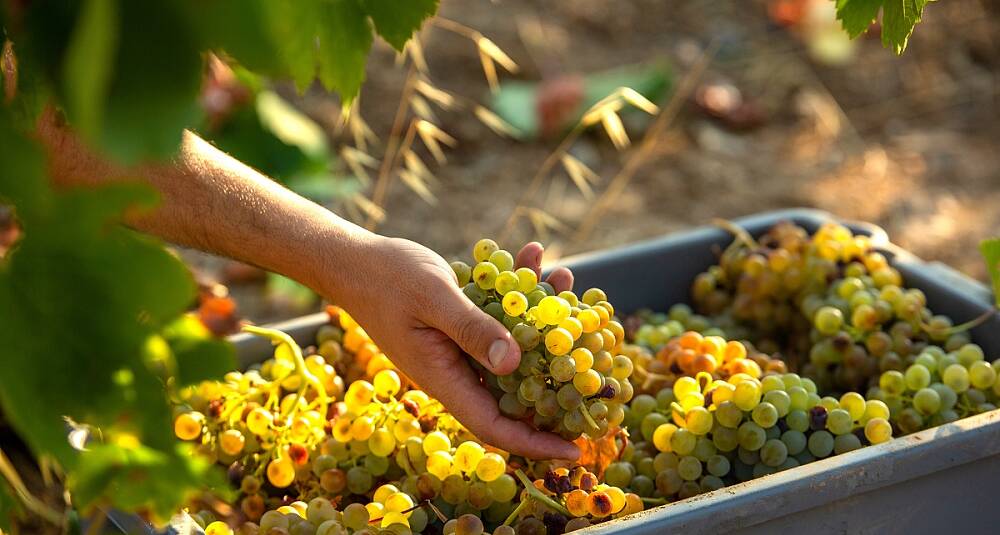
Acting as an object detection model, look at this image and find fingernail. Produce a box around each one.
[489,338,510,369]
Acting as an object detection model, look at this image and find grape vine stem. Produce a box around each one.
[0,448,64,526]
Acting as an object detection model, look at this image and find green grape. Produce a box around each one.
[604,461,634,487]
[692,436,717,462]
[760,439,788,467]
[441,474,470,505]
[896,407,924,434]
[879,371,906,395]
[631,394,657,419]
[494,271,519,295]
[463,283,488,306]
[786,410,809,433]
[677,456,703,481]
[712,426,739,452]
[346,466,373,495]
[763,390,791,417]
[535,389,560,417]
[957,344,985,367]
[942,364,970,392]
[930,383,958,411]
[787,386,809,411]
[489,250,514,272]
[814,306,844,335]
[969,361,997,390]
[737,422,766,451]
[833,433,862,454]
[761,375,785,393]
[557,383,584,410]
[512,323,540,351]
[519,375,546,402]
[904,364,932,391]
[808,431,835,458]
[706,454,731,477]
[715,401,743,428]
[780,430,807,456]
[655,469,683,496]
[631,474,655,497]
[826,409,853,435]
[451,261,472,286]
[913,388,941,416]
[751,402,778,428]
[498,392,528,418]
[670,428,697,455]
[487,473,517,502]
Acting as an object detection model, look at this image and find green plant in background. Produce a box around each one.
[0,0,437,530]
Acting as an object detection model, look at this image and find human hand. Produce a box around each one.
[321,236,578,460]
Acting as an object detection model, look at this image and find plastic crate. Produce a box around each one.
[150,209,1000,534]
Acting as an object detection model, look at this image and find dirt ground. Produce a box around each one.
[191,0,1000,322]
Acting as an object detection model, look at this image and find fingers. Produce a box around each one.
[426,347,580,460]
[516,242,575,293]
[515,241,544,277]
[546,267,574,294]
[426,286,521,375]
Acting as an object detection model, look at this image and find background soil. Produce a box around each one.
[188,0,1000,323]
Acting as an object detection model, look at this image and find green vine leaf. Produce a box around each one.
[61,0,119,140]
[0,481,15,533]
[316,0,374,104]
[163,315,236,387]
[834,0,931,54]
[980,238,1000,308]
[68,443,228,522]
[361,0,439,51]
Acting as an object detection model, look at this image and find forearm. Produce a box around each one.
[36,109,374,299]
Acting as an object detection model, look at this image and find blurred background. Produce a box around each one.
[182,0,1000,324]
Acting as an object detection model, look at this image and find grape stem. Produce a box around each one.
[513,469,572,517]
[713,218,760,250]
[503,497,531,526]
[0,447,65,526]
[920,307,997,336]
[242,325,329,416]
[640,497,667,506]
[578,404,601,432]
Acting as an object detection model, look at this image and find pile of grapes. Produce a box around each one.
[168,227,998,535]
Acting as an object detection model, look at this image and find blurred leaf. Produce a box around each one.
[162,315,236,387]
[256,90,328,159]
[266,1,321,92]
[266,273,317,310]
[285,173,362,204]
[0,482,15,533]
[360,0,438,51]
[96,2,203,162]
[980,238,1000,308]
[68,443,226,521]
[61,0,118,139]
[316,0,374,103]
[194,0,283,74]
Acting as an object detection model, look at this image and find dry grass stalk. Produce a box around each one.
[474,105,521,138]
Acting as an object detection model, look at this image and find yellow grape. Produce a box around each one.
[475,452,506,482]
[426,451,453,480]
[574,370,603,396]
[374,369,402,398]
[380,511,409,528]
[373,484,400,503]
[652,423,677,452]
[538,296,571,326]
[267,457,295,488]
[604,486,626,513]
[515,267,538,293]
[545,328,574,356]
[368,428,396,457]
[454,441,486,474]
[173,412,204,441]
[219,429,245,456]
[581,288,607,306]
[365,502,385,519]
[422,431,451,454]
[473,238,499,263]
[384,492,415,514]
[204,521,233,535]
[502,292,528,316]
[559,317,583,340]
[572,348,594,372]
[350,416,376,441]
[578,309,601,333]
[346,380,375,408]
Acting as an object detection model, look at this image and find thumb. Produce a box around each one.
[427,288,522,375]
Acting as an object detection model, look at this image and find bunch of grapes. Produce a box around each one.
[871,343,1000,435]
[450,239,635,440]
[596,335,893,504]
[316,306,397,385]
[506,466,642,533]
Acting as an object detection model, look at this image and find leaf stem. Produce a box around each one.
[503,497,530,526]
[242,325,328,417]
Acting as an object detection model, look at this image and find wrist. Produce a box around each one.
[295,209,385,306]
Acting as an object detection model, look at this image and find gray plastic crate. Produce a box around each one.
[130,209,1000,534]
